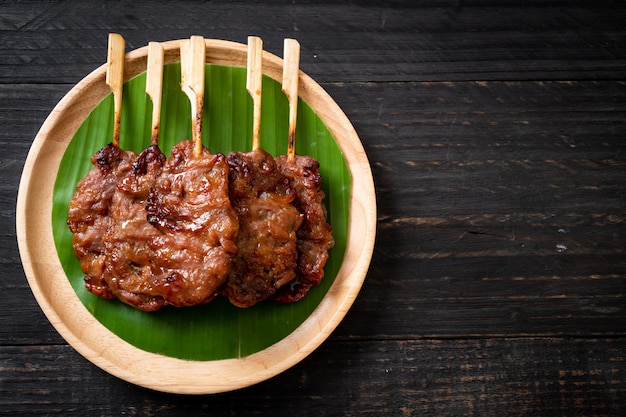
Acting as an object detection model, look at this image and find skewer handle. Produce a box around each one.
[247,36,263,151]
[106,33,125,148]
[282,38,300,162]
[146,42,164,146]
[180,35,206,157]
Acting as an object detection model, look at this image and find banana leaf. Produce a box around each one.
[51,63,349,361]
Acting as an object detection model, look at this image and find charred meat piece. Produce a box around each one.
[68,141,333,310]
[271,154,335,304]
[222,148,303,308]
[101,145,167,311]
[146,140,239,307]
[67,143,137,299]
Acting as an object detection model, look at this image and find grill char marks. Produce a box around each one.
[68,143,333,310]
[101,145,167,311]
[67,143,137,300]
[146,140,239,307]
[222,148,302,308]
[271,154,335,304]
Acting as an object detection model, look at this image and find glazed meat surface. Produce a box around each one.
[271,154,335,304]
[102,145,167,311]
[67,144,136,299]
[68,141,334,310]
[146,140,239,307]
[222,148,303,308]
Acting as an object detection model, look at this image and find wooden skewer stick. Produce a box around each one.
[105,33,125,148]
[180,35,206,157]
[282,38,300,163]
[146,42,164,146]
[247,36,263,151]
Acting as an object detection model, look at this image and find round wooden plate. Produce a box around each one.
[16,39,376,394]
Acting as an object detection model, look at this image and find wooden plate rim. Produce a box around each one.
[16,39,376,394]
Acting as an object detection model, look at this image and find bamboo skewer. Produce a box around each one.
[146,42,164,146]
[105,33,126,148]
[282,38,300,163]
[180,35,206,157]
[246,36,263,151]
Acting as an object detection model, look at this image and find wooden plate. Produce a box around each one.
[16,39,376,394]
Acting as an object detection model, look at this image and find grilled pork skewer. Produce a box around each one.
[100,42,169,311]
[143,37,239,308]
[68,33,137,299]
[70,35,333,310]
[272,39,335,304]
[222,36,303,308]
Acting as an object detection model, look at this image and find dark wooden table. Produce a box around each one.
[2,1,625,415]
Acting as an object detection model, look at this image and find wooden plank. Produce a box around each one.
[0,278,62,345]
[3,0,625,413]
[329,80,626,215]
[0,338,624,416]
[341,255,626,338]
[0,81,66,346]
[328,79,626,338]
[0,84,69,157]
[3,79,625,343]
[0,2,625,83]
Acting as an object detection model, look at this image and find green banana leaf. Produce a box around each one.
[51,63,350,361]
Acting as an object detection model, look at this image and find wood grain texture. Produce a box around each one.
[3,81,624,345]
[2,0,626,413]
[1,1,625,83]
[1,339,624,416]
